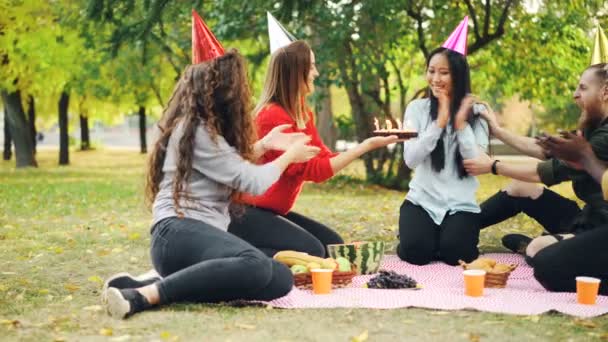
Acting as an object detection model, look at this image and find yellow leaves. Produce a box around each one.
[97,249,111,257]
[1,319,21,329]
[429,311,450,315]
[351,330,368,342]
[127,232,141,241]
[87,275,103,284]
[160,331,179,341]
[573,319,597,329]
[523,315,540,323]
[83,305,103,312]
[63,283,79,292]
[100,328,113,336]
[468,333,481,342]
[234,323,256,330]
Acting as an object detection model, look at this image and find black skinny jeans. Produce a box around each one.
[150,217,293,305]
[228,206,344,258]
[533,226,608,295]
[397,200,481,266]
[479,188,581,233]
[480,188,608,294]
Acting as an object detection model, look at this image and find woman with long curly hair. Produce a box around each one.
[103,49,320,319]
[228,41,401,258]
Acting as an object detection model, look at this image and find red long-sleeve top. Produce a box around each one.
[241,103,337,214]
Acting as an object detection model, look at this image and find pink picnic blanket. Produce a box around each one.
[268,254,608,318]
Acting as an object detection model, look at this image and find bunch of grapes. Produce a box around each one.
[367,270,417,289]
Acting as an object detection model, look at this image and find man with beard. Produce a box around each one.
[463,63,608,262]
[525,108,608,294]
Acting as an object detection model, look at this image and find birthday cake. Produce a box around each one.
[372,118,418,139]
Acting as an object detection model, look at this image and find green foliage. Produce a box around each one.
[2,0,608,162]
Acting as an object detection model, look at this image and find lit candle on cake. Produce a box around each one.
[371,117,418,139]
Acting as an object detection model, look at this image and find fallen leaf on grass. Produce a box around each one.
[64,284,80,292]
[88,275,103,284]
[0,319,21,328]
[235,323,256,330]
[127,232,140,241]
[160,331,179,341]
[97,249,111,257]
[523,315,540,323]
[430,311,449,315]
[469,333,481,342]
[573,319,597,329]
[100,328,113,336]
[83,305,103,312]
[351,330,368,342]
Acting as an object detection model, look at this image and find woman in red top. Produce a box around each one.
[228,41,399,257]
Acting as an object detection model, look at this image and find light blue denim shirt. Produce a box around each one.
[403,98,489,225]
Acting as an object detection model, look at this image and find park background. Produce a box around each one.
[2,0,608,341]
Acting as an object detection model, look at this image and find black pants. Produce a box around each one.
[228,206,344,258]
[479,188,581,233]
[150,217,293,305]
[533,226,608,295]
[397,201,481,266]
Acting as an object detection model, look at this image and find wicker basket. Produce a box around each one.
[293,264,357,289]
[459,260,517,288]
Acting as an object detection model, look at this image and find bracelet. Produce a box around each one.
[491,159,501,175]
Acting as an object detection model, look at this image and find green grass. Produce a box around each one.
[1,150,606,341]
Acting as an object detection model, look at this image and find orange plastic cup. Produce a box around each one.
[311,269,333,294]
[576,276,601,305]
[463,270,486,297]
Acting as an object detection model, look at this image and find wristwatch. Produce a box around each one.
[491,159,501,175]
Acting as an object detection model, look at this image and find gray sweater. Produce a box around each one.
[152,121,281,230]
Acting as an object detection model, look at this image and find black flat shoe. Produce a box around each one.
[501,234,532,254]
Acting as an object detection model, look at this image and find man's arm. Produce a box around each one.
[492,126,547,160]
[475,101,547,160]
[462,152,541,182]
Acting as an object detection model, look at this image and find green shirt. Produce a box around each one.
[537,121,608,231]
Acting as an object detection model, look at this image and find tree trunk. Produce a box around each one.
[80,114,90,150]
[58,91,70,165]
[315,83,337,150]
[27,95,36,154]
[311,31,337,150]
[138,105,147,154]
[1,90,36,167]
[3,113,11,161]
